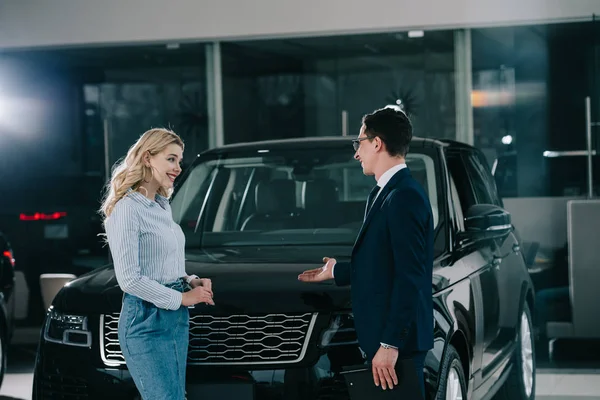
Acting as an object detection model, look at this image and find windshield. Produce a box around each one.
[171,145,444,250]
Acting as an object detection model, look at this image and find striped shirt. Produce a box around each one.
[104,189,186,310]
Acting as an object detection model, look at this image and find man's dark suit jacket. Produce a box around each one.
[334,167,434,360]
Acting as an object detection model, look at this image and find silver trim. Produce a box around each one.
[585,96,594,198]
[543,150,597,157]
[486,224,512,231]
[188,313,318,366]
[99,314,122,367]
[100,312,318,367]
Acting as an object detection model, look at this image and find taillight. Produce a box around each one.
[2,250,15,267]
[19,212,67,221]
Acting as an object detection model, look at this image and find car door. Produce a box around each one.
[461,150,518,378]
[466,151,521,354]
[446,150,504,382]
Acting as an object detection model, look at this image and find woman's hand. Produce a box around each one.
[190,278,212,292]
[182,285,215,307]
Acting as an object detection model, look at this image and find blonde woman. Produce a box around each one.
[101,128,214,399]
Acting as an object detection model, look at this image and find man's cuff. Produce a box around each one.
[380,342,398,349]
[332,264,335,278]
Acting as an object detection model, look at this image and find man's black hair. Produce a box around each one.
[362,107,412,157]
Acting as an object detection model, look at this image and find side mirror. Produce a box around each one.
[458,204,512,244]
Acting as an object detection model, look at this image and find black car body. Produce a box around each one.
[0,176,107,326]
[0,230,17,387]
[33,137,536,400]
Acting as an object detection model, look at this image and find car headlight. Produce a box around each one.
[43,307,91,347]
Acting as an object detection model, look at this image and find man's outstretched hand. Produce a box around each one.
[298,257,336,282]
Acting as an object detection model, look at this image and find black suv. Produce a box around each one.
[0,230,17,387]
[33,137,536,400]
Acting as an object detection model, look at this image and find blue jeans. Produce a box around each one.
[119,279,189,400]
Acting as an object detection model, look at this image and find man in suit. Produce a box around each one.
[298,107,434,396]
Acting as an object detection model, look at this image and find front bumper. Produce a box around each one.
[33,336,364,400]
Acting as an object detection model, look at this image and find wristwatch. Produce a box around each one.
[185,275,199,285]
[380,343,397,350]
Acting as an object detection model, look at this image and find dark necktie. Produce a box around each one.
[364,185,381,220]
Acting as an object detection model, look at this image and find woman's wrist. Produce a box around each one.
[185,274,199,285]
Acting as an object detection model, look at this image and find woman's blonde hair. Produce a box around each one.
[100,128,184,219]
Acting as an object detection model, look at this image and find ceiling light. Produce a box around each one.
[408,30,424,38]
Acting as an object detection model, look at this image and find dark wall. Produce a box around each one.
[0,56,83,210]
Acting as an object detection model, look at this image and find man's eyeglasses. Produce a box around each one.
[352,136,374,151]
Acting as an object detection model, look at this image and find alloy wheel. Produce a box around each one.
[521,311,534,397]
[445,365,464,400]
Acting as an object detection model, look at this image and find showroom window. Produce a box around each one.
[220,30,457,145]
[472,20,600,198]
[79,43,208,178]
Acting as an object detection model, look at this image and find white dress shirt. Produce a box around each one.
[104,189,187,310]
[371,163,407,203]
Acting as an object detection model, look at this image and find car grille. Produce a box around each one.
[101,312,317,366]
[38,374,89,399]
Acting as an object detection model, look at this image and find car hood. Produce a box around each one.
[52,246,354,315]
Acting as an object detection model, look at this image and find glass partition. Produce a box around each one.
[221,30,457,144]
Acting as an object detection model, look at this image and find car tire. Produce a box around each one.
[435,344,467,400]
[494,303,536,400]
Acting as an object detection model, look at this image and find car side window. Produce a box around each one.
[446,152,476,216]
[464,152,501,206]
[449,175,465,231]
[472,152,502,206]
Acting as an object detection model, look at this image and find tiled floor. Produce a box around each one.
[535,339,600,399]
[2,337,600,399]
[538,397,600,400]
[537,371,600,399]
[0,345,35,400]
